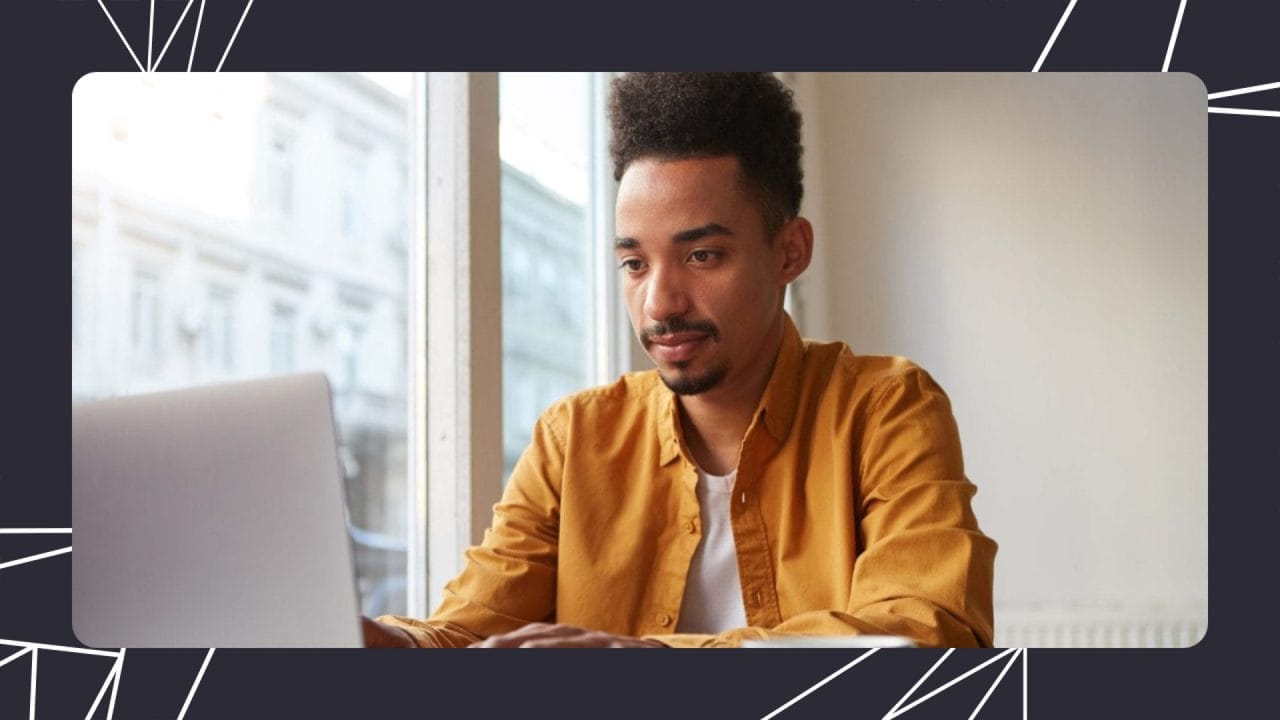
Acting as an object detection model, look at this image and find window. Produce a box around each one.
[266,130,295,218]
[390,160,409,251]
[269,302,296,374]
[131,268,161,362]
[506,242,530,296]
[340,151,368,252]
[499,72,597,480]
[339,319,366,391]
[73,72,624,621]
[204,285,236,373]
[73,73,413,617]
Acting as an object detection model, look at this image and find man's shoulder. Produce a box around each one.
[804,337,926,383]
[539,370,664,427]
[803,338,942,404]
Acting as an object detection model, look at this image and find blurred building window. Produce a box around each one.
[131,267,162,362]
[269,302,296,374]
[204,285,236,373]
[341,319,366,391]
[266,131,295,218]
[340,150,367,252]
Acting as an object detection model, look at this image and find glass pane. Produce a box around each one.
[499,73,595,479]
[71,72,415,617]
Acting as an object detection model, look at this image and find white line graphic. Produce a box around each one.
[189,0,208,71]
[0,639,120,659]
[95,0,146,73]
[0,646,32,669]
[967,648,1021,720]
[147,0,156,71]
[153,0,197,71]
[28,648,37,720]
[1208,81,1280,99]
[0,528,72,534]
[84,657,122,720]
[1033,0,1078,71]
[216,0,257,72]
[106,648,126,720]
[1208,107,1280,117]
[881,649,955,719]
[1023,648,1028,719]
[1162,0,1188,71]
[760,648,881,719]
[886,648,1020,718]
[177,648,216,720]
[0,546,72,571]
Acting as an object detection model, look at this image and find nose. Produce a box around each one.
[642,265,690,322]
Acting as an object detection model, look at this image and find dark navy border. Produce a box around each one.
[3,1,1274,716]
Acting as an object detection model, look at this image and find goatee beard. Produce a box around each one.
[658,363,727,395]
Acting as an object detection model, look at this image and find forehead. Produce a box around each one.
[615,156,757,232]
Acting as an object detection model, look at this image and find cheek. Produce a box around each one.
[711,273,773,315]
[623,282,647,324]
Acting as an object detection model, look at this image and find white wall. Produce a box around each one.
[791,73,1207,645]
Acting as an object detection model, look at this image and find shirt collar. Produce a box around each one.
[759,312,805,444]
[657,313,805,466]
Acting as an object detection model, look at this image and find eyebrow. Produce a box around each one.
[614,223,734,250]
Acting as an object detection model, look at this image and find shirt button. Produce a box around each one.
[656,613,672,627]
[683,520,696,534]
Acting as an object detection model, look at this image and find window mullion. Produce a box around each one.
[589,72,636,382]
[423,72,504,614]
[406,72,429,619]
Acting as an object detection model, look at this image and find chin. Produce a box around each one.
[658,365,728,396]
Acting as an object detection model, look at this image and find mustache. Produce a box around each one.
[642,318,720,345]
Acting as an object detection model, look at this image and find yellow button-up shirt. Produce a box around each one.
[381,315,996,647]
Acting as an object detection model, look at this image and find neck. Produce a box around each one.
[676,313,785,475]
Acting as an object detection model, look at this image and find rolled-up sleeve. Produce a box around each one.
[377,413,566,647]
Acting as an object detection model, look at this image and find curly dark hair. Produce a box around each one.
[608,72,804,237]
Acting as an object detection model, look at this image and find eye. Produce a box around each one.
[688,249,721,264]
[618,258,647,274]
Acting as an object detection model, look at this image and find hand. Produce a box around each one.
[362,616,416,648]
[469,622,665,648]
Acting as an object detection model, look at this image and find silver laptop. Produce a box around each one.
[72,373,362,648]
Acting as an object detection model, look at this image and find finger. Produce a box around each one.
[479,622,587,647]
[521,633,665,649]
[518,636,604,648]
[518,630,625,648]
[471,624,559,648]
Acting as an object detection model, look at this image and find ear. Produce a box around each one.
[776,216,814,285]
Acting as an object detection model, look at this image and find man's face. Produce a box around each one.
[614,156,791,397]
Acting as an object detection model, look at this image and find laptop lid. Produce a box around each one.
[72,373,362,648]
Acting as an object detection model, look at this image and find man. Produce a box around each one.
[364,72,996,648]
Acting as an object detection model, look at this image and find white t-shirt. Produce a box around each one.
[676,468,748,633]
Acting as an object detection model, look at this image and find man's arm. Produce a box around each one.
[369,414,567,647]
[648,368,997,648]
[362,616,416,647]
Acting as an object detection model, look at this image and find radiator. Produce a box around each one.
[993,603,1207,648]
